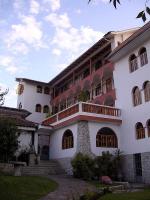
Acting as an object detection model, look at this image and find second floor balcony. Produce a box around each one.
[42,102,122,128]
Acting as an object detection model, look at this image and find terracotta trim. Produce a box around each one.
[53,115,122,129]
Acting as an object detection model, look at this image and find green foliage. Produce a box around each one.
[88,0,150,22]
[0,118,19,162]
[0,88,8,106]
[78,90,90,102]
[94,151,114,178]
[71,150,123,181]
[71,153,95,180]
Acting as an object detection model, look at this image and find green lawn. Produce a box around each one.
[99,189,150,200]
[0,175,58,200]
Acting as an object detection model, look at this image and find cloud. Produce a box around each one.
[52,25,103,54]
[5,15,47,54]
[52,48,61,56]
[43,0,60,12]
[30,0,40,15]
[0,55,26,74]
[46,12,104,58]
[45,13,71,29]
[4,84,18,108]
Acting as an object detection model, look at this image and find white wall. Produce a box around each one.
[17,130,38,153]
[114,39,150,154]
[50,124,78,159]
[111,31,137,50]
[88,121,120,156]
[17,82,51,123]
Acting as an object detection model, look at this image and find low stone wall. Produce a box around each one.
[0,163,14,175]
[122,151,150,184]
[56,157,73,175]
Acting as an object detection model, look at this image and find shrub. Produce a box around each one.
[71,153,95,180]
[94,151,114,178]
[0,118,19,162]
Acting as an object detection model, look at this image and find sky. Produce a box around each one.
[0,0,148,108]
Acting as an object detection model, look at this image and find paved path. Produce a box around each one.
[40,175,96,200]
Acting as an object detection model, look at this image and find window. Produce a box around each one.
[134,153,142,177]
[83,68,90,78]
[106,78,113,92]
[147,119,150,137]
[43,105,49,113]
[96,127,118,148]
[139,47,148,66]
[132,87,142,106]
[62,129,74,149]
[44,87,50,95]
[95,83,101,96]
[136,122,145,139]
[37,85,42,93]
[94,60,102,71]
[129,54,138,72]
[143,81,150,102]
[35,104,42,112]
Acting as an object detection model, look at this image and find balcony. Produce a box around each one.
[42,102,122,128]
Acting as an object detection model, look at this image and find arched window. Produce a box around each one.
[143,81,150,102]
[35,104,42,113]
[43,105,49,113]
[62,129,74,149]
[132,86,142,106]
[136,122,145,139]
[129,54,138,72]
[139,47,148,66]
[37,85,42,93]
[96,127,118,148]
[147,119,150,137]
[44,87,50,95]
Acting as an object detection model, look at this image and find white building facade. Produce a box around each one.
[15,22,150,183]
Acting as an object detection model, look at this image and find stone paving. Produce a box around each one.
[40,175,96,200]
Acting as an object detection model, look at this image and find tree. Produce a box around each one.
[88,0,150,22]
[0,87,8,106]
[0,118,19,162]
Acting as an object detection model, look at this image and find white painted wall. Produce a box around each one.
[88,121,120,156]
[114,39,150,154]
[17,81,51,123]
[17,131,38,153]
[111,31,137,50]
[50,124,78,159]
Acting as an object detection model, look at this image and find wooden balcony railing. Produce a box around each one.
[42,114,57,126]
[58,104,79,120]
[82,103,121,117]
[42,102,121,126]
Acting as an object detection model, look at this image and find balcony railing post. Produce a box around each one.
[79,102,82,113]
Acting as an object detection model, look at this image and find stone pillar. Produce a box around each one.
[76,121,94,157]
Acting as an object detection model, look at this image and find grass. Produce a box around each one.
[99,189,150,200]
[0,175,58,200]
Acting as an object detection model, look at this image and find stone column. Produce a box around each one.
[76,121,94,157]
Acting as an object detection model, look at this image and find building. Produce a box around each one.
[0,106,38,154]
[16,22,150,183]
